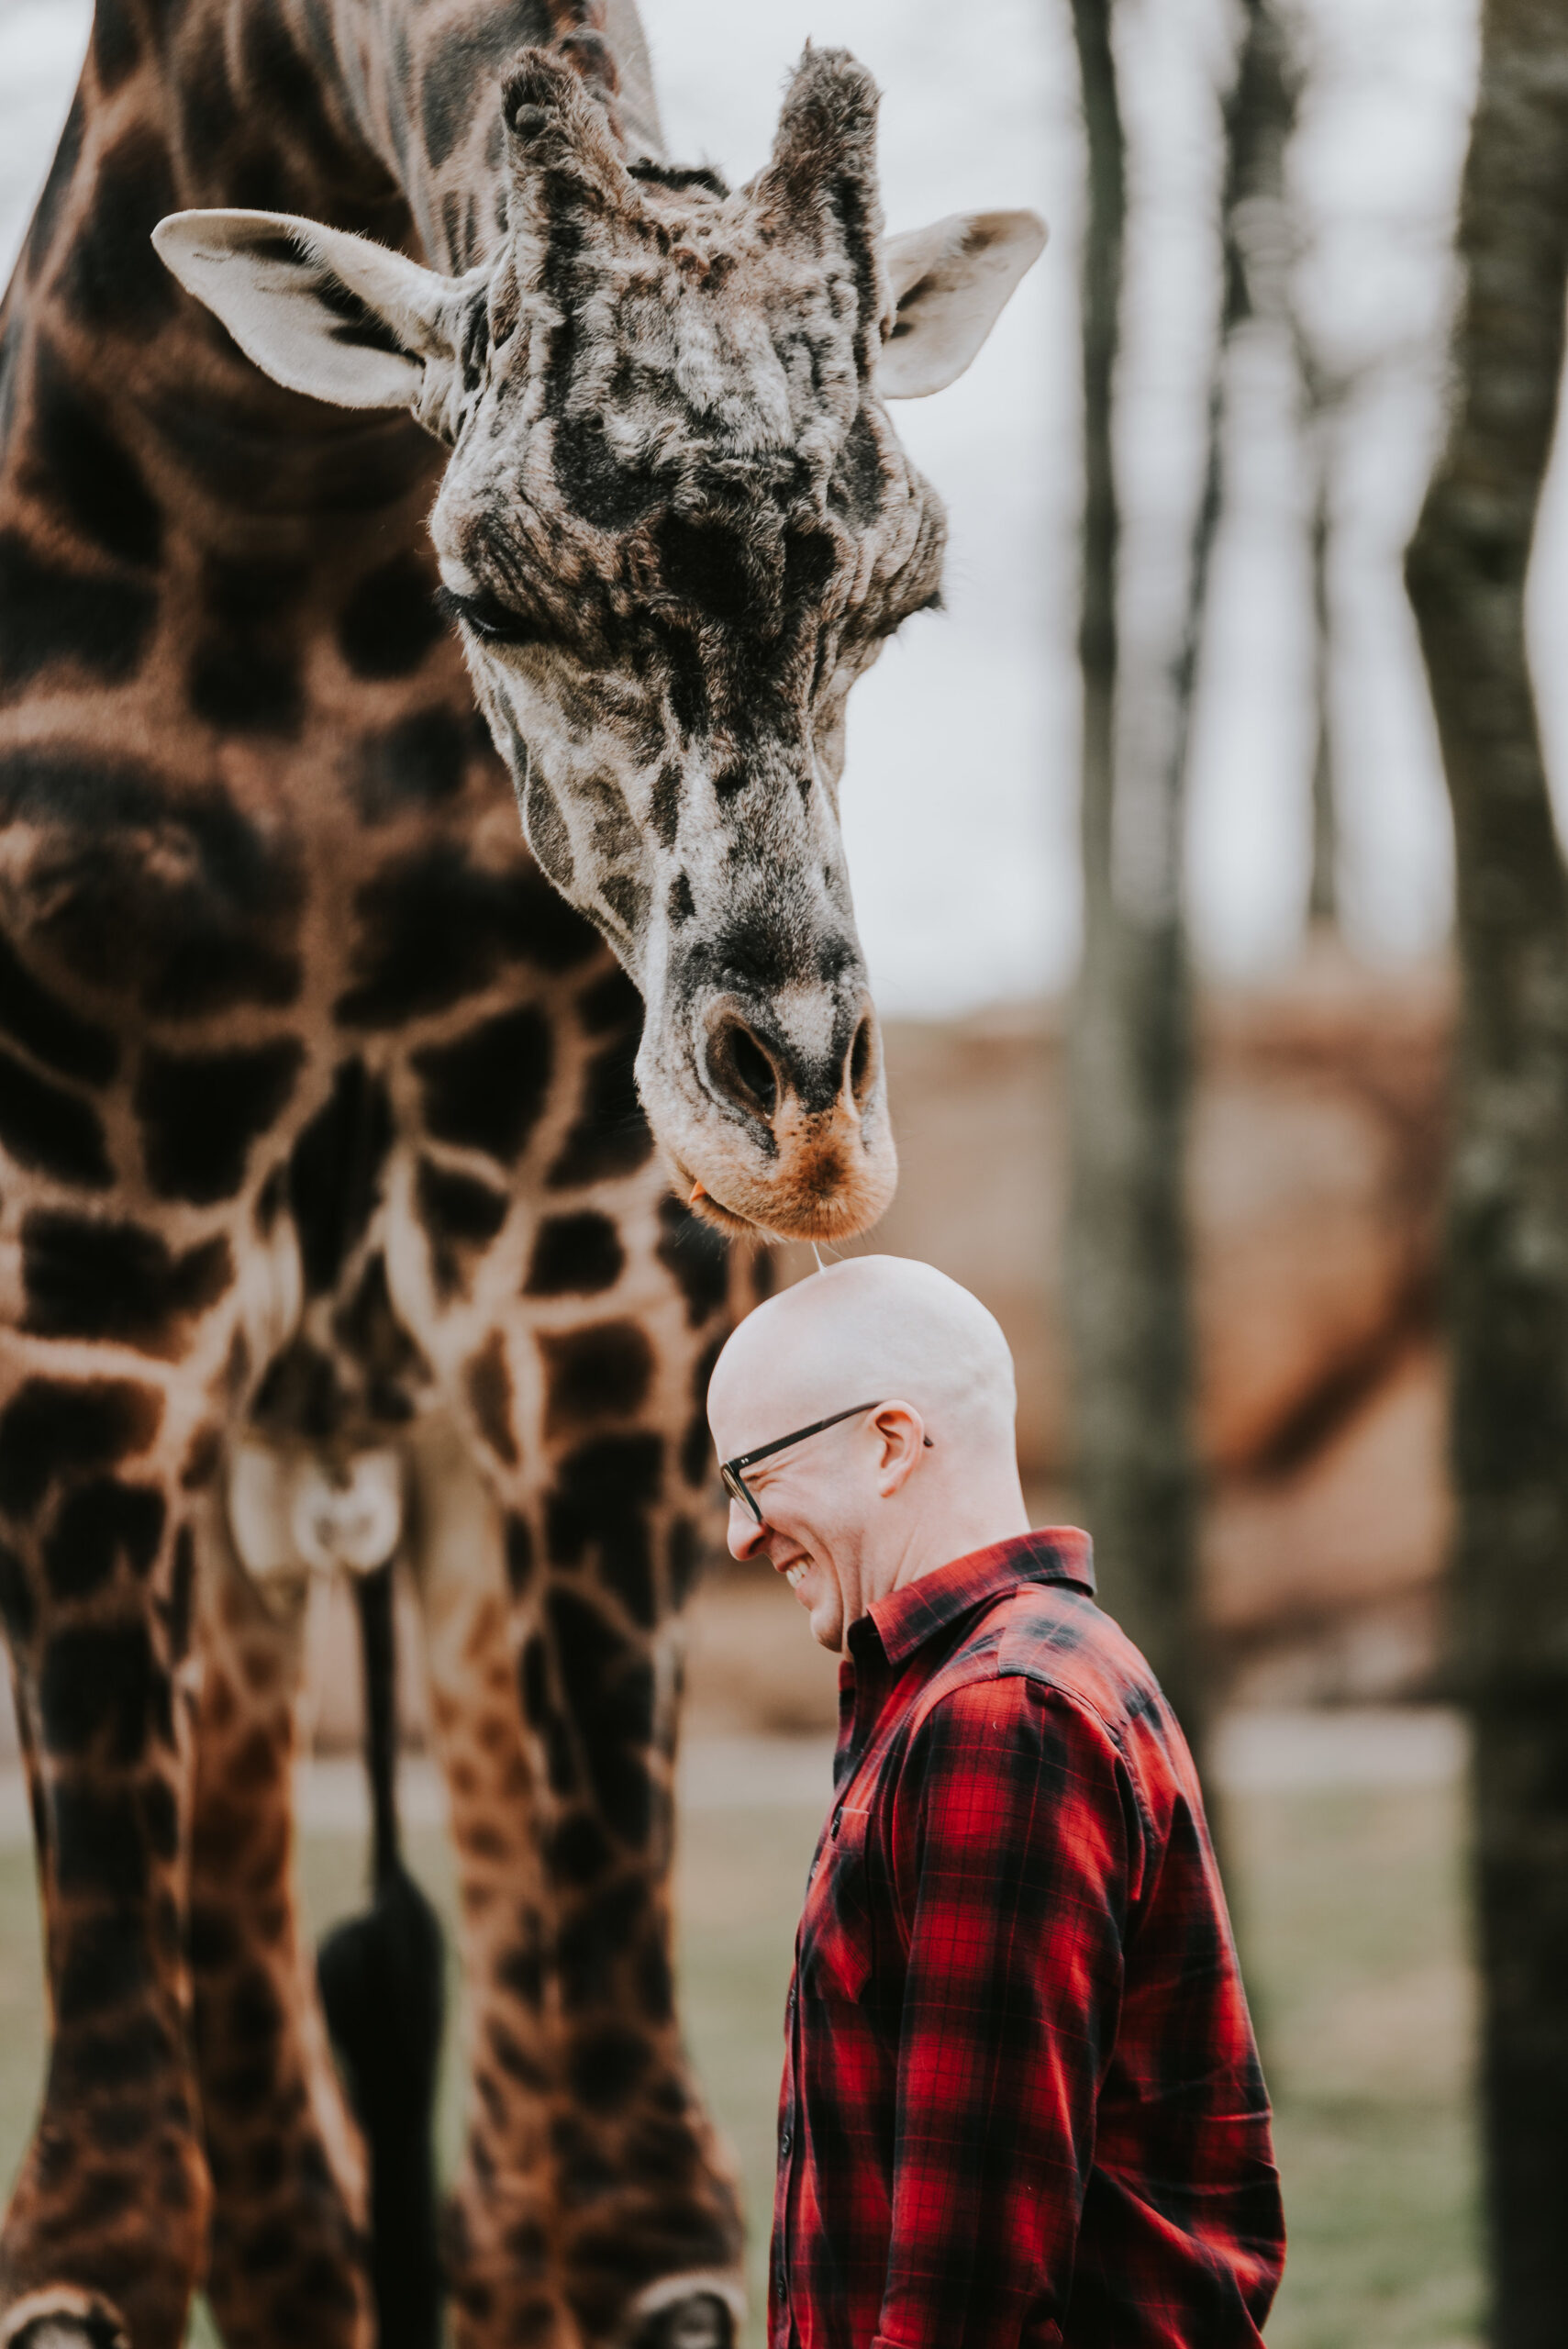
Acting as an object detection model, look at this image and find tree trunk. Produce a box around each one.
[1065,0,1292,1758]
[1221,0,1342,938]
[1066,0,1204,1746]
[1306,450,1339,928]
[1405,5,1568,2341]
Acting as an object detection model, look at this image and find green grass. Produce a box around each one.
[0,1762,1480,2347]
[1229,1778,1482,2349]
[0,1846,47,2201]
[673,1803,822,2338]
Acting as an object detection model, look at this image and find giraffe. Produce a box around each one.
[0,1,1045,2344]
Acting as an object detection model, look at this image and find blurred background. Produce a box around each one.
[0,1,1505,2343]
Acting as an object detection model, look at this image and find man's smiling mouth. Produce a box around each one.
[784,1562,809,1590]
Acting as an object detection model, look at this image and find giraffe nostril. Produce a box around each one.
[849,1014,875,1104]
[706,1015,781,1123]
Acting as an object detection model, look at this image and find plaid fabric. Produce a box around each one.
[771,1531,1284,2349]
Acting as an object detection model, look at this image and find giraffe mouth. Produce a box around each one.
[664,1103,897,1246]
[681,1177,764,1240]
[666,1151,766,1239]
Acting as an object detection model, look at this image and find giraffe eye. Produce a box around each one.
[437,584,539,648]
[858,585,945,650]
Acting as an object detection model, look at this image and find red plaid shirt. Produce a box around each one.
[771,1531,1284,2349]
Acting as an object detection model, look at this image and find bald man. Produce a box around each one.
[707,1257,1284,2349]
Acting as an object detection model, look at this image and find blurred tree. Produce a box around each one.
[1066,0,1200,1747]
[1220,0,1344,933]
[1406,4,1568,2341]
[1227,0,1351,935]
[1305,437,1339,928]
[1065,0,1299,1763]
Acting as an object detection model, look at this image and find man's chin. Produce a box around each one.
[781,1556,843,1651]
[806,1598,845,1653]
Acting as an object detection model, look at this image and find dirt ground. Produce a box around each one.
[0,1706,1476,2349]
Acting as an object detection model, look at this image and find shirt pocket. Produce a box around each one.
[799,1800,876,2003]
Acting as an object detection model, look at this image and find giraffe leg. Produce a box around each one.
[0,1363,215,2349]
[401,1413,568,2349]
[404,1369,744,2349]
[528,1567,743,2349]
[510,1208,751,2349]
[186,1482,374,2349]
[402,1402,747,2349]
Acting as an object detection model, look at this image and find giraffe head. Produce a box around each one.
[154,47,1043,1243]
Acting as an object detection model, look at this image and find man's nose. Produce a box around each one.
[728,1498,770,1561]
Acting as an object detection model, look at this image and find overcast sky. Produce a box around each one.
[3,0,1533,1015]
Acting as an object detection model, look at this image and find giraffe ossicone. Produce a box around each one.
[154,44,1044,1244]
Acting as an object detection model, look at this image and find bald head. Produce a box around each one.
[708,1256,1030,1642]
[708,1254,1018,1459]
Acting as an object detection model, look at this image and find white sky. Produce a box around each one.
[2,0,1537,1015]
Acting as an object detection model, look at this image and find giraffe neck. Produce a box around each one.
[69,0,660,253]
[304,0,667,271]
[1,0,661,550]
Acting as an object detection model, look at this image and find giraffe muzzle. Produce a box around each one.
[664,993,896,1243]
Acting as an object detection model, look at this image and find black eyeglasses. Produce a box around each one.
[719,1400,930,1525]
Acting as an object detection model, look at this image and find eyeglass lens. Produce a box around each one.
[721,1466,762,1522]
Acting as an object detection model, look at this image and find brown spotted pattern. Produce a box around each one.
[0,2,952,2344]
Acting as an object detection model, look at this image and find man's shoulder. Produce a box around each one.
[931,1577,1168,1749]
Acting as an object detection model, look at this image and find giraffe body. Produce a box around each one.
[0,5,1043,2344]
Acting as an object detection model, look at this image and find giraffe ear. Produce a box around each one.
[152,209,464,411]
[878,209,1046,399]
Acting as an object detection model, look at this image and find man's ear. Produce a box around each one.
[152,209,465,411]
[872,1402,929,1497]
[878,208,1046,400]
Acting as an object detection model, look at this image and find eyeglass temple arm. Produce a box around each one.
[728,1400,888,1474]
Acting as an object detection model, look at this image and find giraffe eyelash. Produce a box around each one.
[880,588,944,640]
[435,584,540,648]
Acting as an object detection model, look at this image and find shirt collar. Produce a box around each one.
[858,1527,1095,1669]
